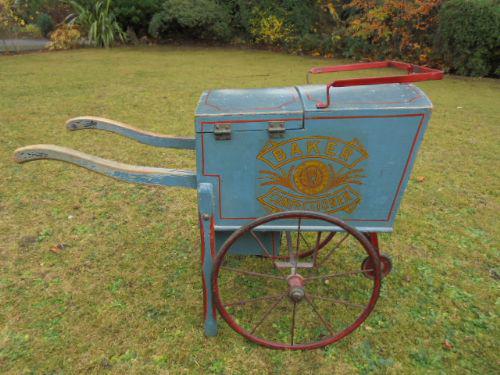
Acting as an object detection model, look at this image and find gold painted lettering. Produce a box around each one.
[290,142,303,156]
[273,148,287,163]
[325,141,338,156]
[307,141,320,155]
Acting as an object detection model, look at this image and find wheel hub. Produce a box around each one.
[287,274,305,302]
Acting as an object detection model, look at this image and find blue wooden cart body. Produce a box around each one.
[196,83,432,234]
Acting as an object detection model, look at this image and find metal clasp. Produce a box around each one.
[268,121,285,138]
[214,124,231,140]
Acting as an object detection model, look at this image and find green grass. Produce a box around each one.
[0,46,498,374]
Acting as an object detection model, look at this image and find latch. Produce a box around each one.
[214,124,231,140]
[268,121,285,138]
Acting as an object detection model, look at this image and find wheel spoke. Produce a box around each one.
[304,294,334,336]
[250,294,287,335]
[291,302,297,346]
[285,232,294,266]
[308,294,364,309]
[224,294,283,307]
[299,232,311,250]
[305,268,373,282]
[250,230,275,260]
[294,218,302,271]
[312,232,322,266]
[221,266,285,281]
[317,233,349,267]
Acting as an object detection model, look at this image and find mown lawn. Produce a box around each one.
[0,46,498,374]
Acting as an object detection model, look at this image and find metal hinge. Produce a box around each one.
[268,121,285,138]
[214,124,231,140]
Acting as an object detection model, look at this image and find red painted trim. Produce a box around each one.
[201,113,425,223]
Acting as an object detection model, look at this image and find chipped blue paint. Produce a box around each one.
[198,183,217,337]
[67,117,196,150]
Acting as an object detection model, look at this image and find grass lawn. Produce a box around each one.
[0,46,498,374]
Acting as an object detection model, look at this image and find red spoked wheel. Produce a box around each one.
[213,211,382,350]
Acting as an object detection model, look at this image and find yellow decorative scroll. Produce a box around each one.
[258,186,361,214]
[256,135,369,215]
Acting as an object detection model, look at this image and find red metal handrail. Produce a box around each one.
[307,61,444,109]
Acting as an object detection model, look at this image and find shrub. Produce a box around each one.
[69,0,126,48]
[149,0,232,42]
[48,24,81,50]
[18,23,42,38]
[111,0,161,36]
[36,13,54,37]
[344,0,443,64]
[435,0,499,77]
[249,10,293,46]
[13,0,71,24]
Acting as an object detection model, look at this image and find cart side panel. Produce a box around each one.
[195,84,433,232]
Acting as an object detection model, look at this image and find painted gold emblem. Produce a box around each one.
[256,136,368,214]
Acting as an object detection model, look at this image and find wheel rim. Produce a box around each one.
[213,211,382,350]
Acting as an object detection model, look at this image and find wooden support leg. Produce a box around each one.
[198,183,217,337]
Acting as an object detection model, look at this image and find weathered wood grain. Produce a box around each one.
[14,144,197,189]
[66,116,196,150]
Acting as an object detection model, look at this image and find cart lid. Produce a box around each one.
[196,84,431,117]
[196,87,302,116]
[296,83,432,112]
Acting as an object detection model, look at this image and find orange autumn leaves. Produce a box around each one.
[346,0,443,64]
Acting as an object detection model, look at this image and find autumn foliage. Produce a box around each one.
[345,0,443,64]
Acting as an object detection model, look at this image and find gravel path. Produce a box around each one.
[0,38,49,52]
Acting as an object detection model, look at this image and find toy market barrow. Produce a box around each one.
[14,61,442,350]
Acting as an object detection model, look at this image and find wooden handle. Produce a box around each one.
[66,116,195,150]
[14,144,197,189]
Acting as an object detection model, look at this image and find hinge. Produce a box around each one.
[214,124,231,140]
[268,121,286,138]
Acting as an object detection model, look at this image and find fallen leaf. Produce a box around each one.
[443,339,453,350]
[50,243,67,254]
[416,176,426,182]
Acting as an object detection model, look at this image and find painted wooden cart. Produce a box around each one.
[14,61,442,350]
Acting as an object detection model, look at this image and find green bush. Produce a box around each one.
[35,13,54,37]
[435,0,500,77]
[149,0,232,41]
[18,24,43,38]
[111,0,161,36]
